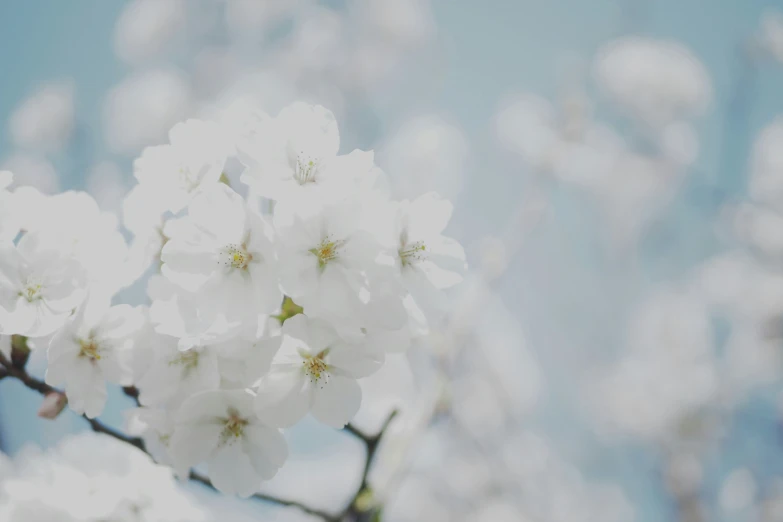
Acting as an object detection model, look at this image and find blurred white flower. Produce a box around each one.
[114,0,185,64]
[8,81,74,154]
[750,117,783,211]
[224,0,311,36]
[734,203,783,257]
[759,9,783,63]
[720,468,757,513]
[594,37,712,128]
[0,433,208,522]
[379,115,468,202]
[104,69,193,155]
[591,289,717,440]
[1,154,59,193]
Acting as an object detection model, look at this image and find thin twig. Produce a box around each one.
[83,415,147,451]
[339,410,399,520]
[0,351,57,395]
[122,385,142,407]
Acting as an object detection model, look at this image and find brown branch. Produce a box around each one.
[0,347,394,521]
[0,351,57,395]
[122,385,142,407]
[0,350,147,451]
[83,415,147,451]
[339,410,399,521]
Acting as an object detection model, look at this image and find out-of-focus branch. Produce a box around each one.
[339,410,399,521]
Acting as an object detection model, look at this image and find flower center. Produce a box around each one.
[218,244,252,270]
[78,338,102,360]
[169,350,200,377]
[294,153,320,185]
[219,408,249,445]
[309,237,344,270]
[19,277,44,302]
[399,240,427,267]
[178,166,200,193]
[302,350,330,386]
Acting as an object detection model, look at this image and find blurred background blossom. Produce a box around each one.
[2,1,783,521]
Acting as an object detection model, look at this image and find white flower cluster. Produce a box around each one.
[0,433,208,522]
[0,102,466,497]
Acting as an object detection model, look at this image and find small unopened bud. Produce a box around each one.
[38,392,67,420]
[10,335,30,369]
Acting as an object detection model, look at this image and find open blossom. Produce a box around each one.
[124,406,180,475]
[28,191,130,294]
[168,389,287,497]
[391,192,467,321]
[133,119,231,214]
[239,102,374,203]
[147,274,244,350]
[160,183,282,326]
[46,297,144,418]
[276,200,387,330]
[255,314,384,428]
[0,233,85,337]
[136,335,221,409]
[135,324,279,407]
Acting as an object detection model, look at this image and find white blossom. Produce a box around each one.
[0,233,86,337]
[160,183,282,324]
[168,389,288,497]
[133,119,231,214]
[46,297,144,418]
[275,199,386,331]
[254,314,384,428]
[390,192,466,321]
[239,102,373,204]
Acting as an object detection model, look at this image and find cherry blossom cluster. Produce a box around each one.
[0,102,466,497]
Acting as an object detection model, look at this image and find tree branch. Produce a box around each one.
[339,410,399,520]
[0,349,399,522]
